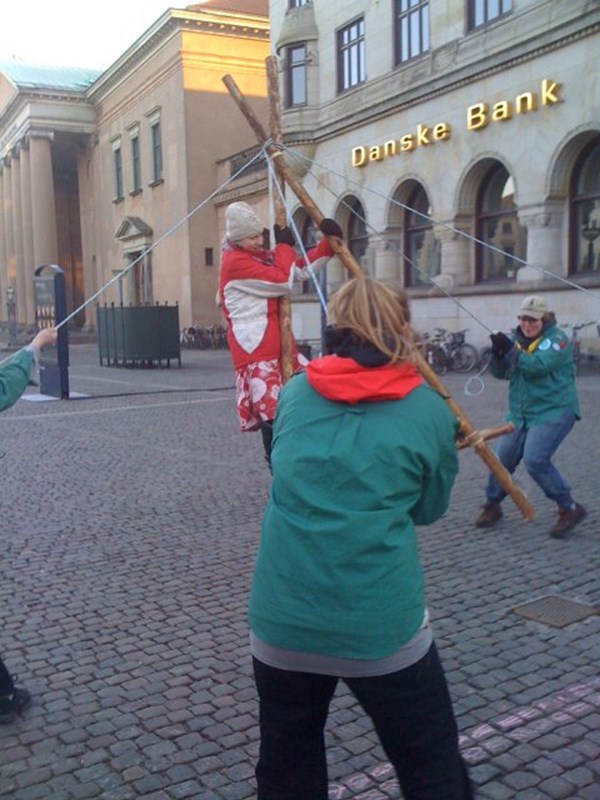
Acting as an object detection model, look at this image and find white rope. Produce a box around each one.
[278,143,600,302]
[264,149,328,315]
[1,147,267,368]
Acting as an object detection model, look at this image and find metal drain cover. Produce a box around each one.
[513,595,599,628]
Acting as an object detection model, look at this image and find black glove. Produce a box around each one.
[490,332,514,359]
[273,224,295,247]
[319,218,343,238]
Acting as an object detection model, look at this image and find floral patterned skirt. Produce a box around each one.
[235,355,307,432]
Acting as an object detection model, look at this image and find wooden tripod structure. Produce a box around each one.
[222,60,535,522]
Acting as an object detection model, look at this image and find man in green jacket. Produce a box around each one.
[0,326,57,724]
[475,295,585,538]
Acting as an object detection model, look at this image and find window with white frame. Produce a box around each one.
[475,163,526,282]
[130,128,141,194]
[112,139,123,201]
[289,0,310,7]
[346,196,369,261]
[337,18,365,93]
[394,0,429,65]
[285,44,308,107]
[570,136,600,274]
[147,111,163,184]
[404,184,439,287]
[468,0,512,30]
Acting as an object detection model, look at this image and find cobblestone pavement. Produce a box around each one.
[0,344,599,800]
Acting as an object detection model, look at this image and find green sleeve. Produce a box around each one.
[0,349,35,413]
[410,404,459,526]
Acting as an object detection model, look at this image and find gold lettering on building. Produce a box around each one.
[351,80,562,166]
[351,123,451,167]
[467,79,562,131]
[541,79,561,105]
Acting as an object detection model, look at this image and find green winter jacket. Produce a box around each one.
[491,322,580,427]
[248,357,458,660]
[0,349,35,413]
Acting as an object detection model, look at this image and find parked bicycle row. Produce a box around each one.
[180,324,228,349]
[417,328,480,375]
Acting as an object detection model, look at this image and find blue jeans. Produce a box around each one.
[253,644,473,800]
[486,410,576,509]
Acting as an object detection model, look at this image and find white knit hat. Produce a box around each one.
[225,202,263,242]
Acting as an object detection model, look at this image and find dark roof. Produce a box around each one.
[185,0,269,16]
[0,61,101,91]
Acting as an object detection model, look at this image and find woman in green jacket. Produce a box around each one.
[475,295,585,538]
[0,327,57,724]
[248,278,472,800]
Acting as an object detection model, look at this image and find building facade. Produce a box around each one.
[270,0,600,347]
[0,0,269,333]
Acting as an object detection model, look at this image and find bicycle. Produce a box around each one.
[420,328,479,374]
[478,345,493,373]
[565,321,597,375]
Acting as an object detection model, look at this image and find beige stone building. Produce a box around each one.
[0,0,269,334]
[270,0,600,349]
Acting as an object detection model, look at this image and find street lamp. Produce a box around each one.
[581,220,600,271]
[6,285,17,346]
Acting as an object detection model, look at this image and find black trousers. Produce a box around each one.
[253,643,473,800]
[0,656,14,696]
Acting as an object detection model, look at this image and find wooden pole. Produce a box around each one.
[266,57,294,384]
[222,71,535,522]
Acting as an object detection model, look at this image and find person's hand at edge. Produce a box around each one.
[273,224,295,247]
[319,218,343,238]
[490,331,513,359]
[30,328,58,352]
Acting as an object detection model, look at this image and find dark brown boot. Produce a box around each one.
[475,502,503,528]
[549,504,587,538]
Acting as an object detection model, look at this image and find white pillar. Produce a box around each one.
[29,132,58,267]
[374,237,402,283]
[517,207,564,283]
[2,160,15,293]
[19,142,36,325]
[435,224,472,288]
[10,151,27,325]
[0,168,6,322]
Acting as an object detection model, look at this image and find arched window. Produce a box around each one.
[475,163,526,282]
[570,136,600,274]
[292,208,319,295]
[404,184,438,287]
[346,197,369,262]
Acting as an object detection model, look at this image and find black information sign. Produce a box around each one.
[33,264,70,399]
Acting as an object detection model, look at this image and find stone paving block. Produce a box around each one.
[1,360,600,799]
[538,775,581,798]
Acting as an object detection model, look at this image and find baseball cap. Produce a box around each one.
[519,296,548,320]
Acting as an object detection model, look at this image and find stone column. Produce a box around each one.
[2,160,15,299]
[516,207,564,283]
[0,168,6,323]
[10,150,27,325]
[374,234,403,283]
[29,132,58,268]
[433,222,472,290]
[19,142,36,325]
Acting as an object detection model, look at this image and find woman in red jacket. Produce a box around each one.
[218,201,340,464]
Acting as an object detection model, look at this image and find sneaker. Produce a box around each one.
[475,502,503,528]
[0,687,32,724]
[549,503,587,539]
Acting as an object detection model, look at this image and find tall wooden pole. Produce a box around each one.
[266,57,294,384]
[222,70,535,522]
